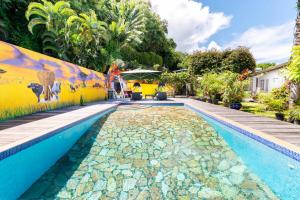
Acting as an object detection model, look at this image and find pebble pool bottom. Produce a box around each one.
[21,106,279,199]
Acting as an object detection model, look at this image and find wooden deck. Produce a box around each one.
[0,104,118,152]
[177,98,300,148]
[0,106,82,131]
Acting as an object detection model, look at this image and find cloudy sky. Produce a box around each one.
[149,0,297,64]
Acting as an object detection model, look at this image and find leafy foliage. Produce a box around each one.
[257,84,289,112]
[289,108,300,120]
[1,0,179,72]
[257,63,276,70]
[222,47,256,73]
[288,46,300,82]
[222,72,247,105]
[188,47,256,75]
[198,73,224,100]
[160,72,191,94]
[189,50,223,75]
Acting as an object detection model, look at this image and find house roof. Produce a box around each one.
[252,62,288,76]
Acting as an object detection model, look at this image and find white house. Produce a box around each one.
[250,63,287,94]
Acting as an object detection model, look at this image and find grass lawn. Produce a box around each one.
[241,102,290,120]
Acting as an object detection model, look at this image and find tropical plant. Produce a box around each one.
[66,10,108,70]
[198,73,224,100]
[222,72,247,106]
[289,109,300,121]
[271,83,290,101]
[105,0,145,60]
[160,72,191,95]
[288,46,300,82]
[266,99,287,113]
[26,0,76,58]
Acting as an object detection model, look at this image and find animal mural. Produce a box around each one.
[27,83,43,103]
[0,41,107,120]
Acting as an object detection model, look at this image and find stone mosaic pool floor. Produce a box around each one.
[21,106,278,199]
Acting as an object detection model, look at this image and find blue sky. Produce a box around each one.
[200,0,296,45]
[150,0,297,63]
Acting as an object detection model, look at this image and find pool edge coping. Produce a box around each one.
[184,103,300,162]
[0,104,118,161]
[1,99,300,163]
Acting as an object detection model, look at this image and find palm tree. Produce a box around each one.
[105,0,145,59]
[26,0,75,57]
[289,0,300,103]
[294,0,300,45]
[66,10,109,70]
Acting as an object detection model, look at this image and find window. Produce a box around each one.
[260,80,265,91]
[265,79,269,92]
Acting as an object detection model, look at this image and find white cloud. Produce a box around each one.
[224,22,294,63]
[149,0,232,52]
[207,41,222,50]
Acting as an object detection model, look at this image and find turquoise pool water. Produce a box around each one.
[17,106,300,199]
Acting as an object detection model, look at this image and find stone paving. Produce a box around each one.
[21,106,278,199]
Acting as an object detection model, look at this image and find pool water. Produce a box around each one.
[21,106,279,199]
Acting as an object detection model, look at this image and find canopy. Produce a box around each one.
[121,69,161,80]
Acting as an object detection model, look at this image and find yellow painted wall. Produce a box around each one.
[127,82,174,97]
[0,41,107,120]
[127,83,158,96]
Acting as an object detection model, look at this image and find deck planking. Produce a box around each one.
[0,106,82,131]
[177,98,300,148]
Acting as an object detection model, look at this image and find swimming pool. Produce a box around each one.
[9,105,297,199]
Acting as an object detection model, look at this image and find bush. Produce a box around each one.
[289,109,300,121]
[198,73,224,100]
[189,46,256,75]
[222,47,256,73]
[160,72,192,95]
[257,93,272,104]
[222,71,247,106]
[266,99,287,113]
[271,83,290,101]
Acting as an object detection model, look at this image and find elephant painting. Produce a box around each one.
[37,70,55,101]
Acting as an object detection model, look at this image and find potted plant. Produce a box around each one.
[266,99,286,121]
[289,109,300,125]
[222,72,246,110]
[211,95,219,105]
[156,86,167,100]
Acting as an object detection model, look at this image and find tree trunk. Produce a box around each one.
[295,1,300,45]
[290,1,300,105]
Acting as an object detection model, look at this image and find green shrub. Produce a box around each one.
[221,71,247,106]
[160,72,192,94]
[257,93,272,104]
[271,84,290,101]
[266,99,287,113]
[289,109,300,121]
[198,73,224,100]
